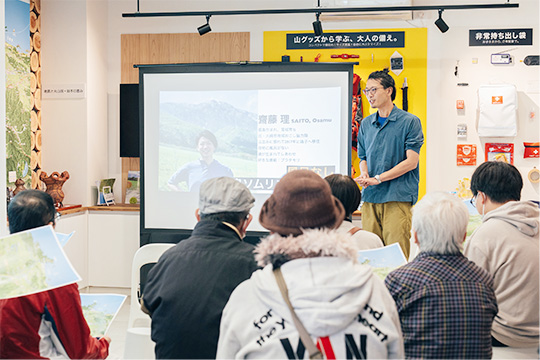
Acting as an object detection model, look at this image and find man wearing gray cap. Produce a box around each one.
[142,177,259,359]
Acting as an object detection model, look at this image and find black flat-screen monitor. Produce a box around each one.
[120,83,140,157]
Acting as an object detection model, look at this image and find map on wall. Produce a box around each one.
[0,225,81,300]
[5,0,32,189]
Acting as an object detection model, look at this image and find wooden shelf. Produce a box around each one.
[87,204,140,212]
[59,204,140,215]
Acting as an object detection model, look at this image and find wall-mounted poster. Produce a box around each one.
[485,143,514,164]
[457,144,477,166]
[5,0,31,189]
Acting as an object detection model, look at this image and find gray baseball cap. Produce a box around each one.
[199,177,255,214]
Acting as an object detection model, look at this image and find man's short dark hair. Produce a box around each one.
[199,211,249,227]
[8,190,56,234]
[368,68,396,101]
[325,174,361,218]
[197,130,218,149]
[470,161,522,203]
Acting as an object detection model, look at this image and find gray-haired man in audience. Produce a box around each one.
[385,191,498,359]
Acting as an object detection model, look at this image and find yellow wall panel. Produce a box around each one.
[263,28,427,199]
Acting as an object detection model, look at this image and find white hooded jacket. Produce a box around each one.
[216,229,404,359]
[464,200,539,347]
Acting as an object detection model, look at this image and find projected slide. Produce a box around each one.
[141,64,352,232]
[159,87,340,194]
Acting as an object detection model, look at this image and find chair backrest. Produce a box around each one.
[128,243,175,328]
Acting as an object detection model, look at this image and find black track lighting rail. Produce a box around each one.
[123,3,518,18]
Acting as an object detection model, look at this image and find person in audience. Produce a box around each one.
[217,170,404,359]
[0,190,110,359]
[142,177,259,359]
[464,161,539,347]
[325,173,383,250]
[355,68,424,259]
[385,191,498,359]
[167,129,233,193]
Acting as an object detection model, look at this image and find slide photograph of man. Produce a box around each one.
[158,90,258,192]
[167,130,233,192]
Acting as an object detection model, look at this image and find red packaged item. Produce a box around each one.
[524,142,540,158]
[457,144,477,166]
[485,143,514,164]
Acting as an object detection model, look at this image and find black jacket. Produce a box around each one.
[143,220,259,359]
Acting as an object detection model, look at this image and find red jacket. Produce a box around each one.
[0,283,109,359]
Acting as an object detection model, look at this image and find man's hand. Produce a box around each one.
[354,176,380,188]
[354,174,369,187]
[362,177,380,187]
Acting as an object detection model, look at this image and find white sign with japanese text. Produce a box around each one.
[42,84,86,99]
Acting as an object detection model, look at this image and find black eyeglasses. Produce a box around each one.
[363,86,383,96]
[470,195,476,208]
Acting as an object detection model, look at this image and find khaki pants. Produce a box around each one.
[361,201,412,259]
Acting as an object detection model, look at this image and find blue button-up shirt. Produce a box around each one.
[357,105,424,204]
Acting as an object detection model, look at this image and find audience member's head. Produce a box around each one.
[470,161,522,204]
[8,189,57,234]
[325,174,361,220]
[412,192,468,254]
[259,170,345,236]
[368,68,397,101]
[197,177,255,236]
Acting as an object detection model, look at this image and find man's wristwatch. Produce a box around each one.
[374,175,382,184]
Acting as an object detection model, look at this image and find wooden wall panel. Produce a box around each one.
[30,0,42,189]
[120,32,250,202]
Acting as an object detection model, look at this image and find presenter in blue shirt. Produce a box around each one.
[355,69,424,259]
[168,130,233,193]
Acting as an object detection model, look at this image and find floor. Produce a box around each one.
[82,287,131,360]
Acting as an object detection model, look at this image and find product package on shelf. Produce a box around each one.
[96,178,116,206]
[125,171,140,204]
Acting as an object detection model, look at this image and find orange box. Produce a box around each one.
[456,100,464,109]
[457,144,477,166]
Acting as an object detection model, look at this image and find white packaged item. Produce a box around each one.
[477,84,518,137]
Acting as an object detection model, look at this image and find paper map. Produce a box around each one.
[358,243,407,280]
[80,293,127,337]
[0,225,81,300]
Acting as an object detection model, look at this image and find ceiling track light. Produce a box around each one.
[313,12,323,36]
[123,3,519,19]
[435,9,449,33]
[197,14,212,36]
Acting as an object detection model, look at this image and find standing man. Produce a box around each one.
[142,177,259,359]
[356,69,424,258]
[464,161,539,348]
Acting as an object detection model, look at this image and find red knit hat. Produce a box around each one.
[259,170,345,236]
